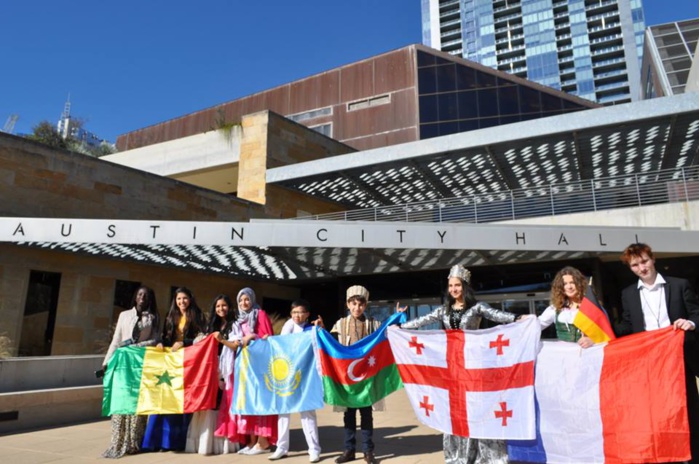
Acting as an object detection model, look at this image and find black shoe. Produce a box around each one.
[335,450,355,463]
[364,451,377,464]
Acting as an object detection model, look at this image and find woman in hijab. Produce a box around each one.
[233,287,278,455]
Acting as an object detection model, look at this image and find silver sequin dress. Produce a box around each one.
[401,302,516,464]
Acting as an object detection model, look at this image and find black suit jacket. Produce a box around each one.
[617,275,699,380]
[617,275,699,336]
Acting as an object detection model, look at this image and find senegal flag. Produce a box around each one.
[316,312,406,408]
[102,334,218,416]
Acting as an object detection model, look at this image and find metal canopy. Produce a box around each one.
[19,242,301,281]
[268,93,699,209]
[16,242,595,282]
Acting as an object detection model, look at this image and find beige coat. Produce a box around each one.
[103,308,159,366]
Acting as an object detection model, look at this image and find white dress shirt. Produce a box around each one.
[638,273,671,330]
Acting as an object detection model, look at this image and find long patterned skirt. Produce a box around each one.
[102,414,147,459]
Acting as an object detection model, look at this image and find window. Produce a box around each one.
[288,107,332,123]
[310,123,332,137]
[347,94,391,111]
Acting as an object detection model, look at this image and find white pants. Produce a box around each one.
[276,410,321,455]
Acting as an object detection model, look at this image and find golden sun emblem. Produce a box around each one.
[265,353,301,397]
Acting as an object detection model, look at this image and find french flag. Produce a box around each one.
[508,327,689,463]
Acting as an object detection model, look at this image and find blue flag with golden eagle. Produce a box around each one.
[231,330,323,414]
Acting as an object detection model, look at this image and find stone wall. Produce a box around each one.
[0,243,299,356]
[237,110,354,216]
[0,132,260,221]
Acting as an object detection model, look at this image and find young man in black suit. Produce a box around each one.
[618,242,699,464]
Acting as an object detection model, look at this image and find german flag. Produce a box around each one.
[574,286,616,343]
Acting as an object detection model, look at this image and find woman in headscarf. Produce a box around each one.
[233,287,278,455]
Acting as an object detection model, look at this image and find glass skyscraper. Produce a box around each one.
[422,0,646,104]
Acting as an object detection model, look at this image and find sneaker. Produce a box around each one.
[309,452,321,462]
[237,446,251,455]
[247,445,272,455]
[269,449,287,460]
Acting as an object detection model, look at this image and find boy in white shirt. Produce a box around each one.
[270,299,324,462]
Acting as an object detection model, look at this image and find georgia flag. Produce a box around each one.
[387,316,540,439]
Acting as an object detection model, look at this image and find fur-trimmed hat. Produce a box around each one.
[346,285,370,301]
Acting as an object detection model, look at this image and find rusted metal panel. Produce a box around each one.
[374,47,415,94]
[340,59,375,103]
[289,70,340,115]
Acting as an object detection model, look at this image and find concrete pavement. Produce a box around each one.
[0,391,443,464]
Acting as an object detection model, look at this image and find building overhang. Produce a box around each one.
[3,217,698,282]
[267,93,699,208]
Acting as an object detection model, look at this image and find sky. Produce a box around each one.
[0,0,696,143]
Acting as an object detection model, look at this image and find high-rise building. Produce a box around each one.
[641,18,699,99]
[421,0,646,104]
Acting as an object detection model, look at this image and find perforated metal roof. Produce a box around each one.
[18,241,598,282]
[268,93,699,208]
[20,242,301,280]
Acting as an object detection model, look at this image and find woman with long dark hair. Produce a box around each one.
[187,294,242,454]
[102,285,160,458]
[142,287,205,452]
[399,264,525,464]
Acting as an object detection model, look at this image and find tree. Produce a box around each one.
[28,121,68,149]
[26,119,117,157]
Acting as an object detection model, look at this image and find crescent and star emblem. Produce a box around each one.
[347,355,377,382]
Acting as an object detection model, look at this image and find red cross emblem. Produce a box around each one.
[397,331,533,437]
[419,395,434,417]
[494,401,513,426]
[489,334,510,355]
[408,336,425,355]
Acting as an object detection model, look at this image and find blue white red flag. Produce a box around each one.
[507,327,689,463]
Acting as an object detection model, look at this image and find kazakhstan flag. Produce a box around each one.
[231,330,323,415]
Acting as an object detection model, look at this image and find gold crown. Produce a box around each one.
[448,264,471,284]
[346,285,370,301]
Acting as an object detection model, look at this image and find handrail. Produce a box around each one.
[293,166,699,224]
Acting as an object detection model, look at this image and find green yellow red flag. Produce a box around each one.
[102,334,218,415]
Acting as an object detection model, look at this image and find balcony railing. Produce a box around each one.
[293,166,699,224]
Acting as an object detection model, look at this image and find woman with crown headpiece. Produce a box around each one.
[399,264,525,464]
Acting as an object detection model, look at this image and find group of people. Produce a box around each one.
[101,286,292,459]
[100,241,699,464]
[398,242,699,464]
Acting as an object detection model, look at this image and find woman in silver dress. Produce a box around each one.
[400,264,524,464]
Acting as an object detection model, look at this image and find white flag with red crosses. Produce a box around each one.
[387,317,540,439]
